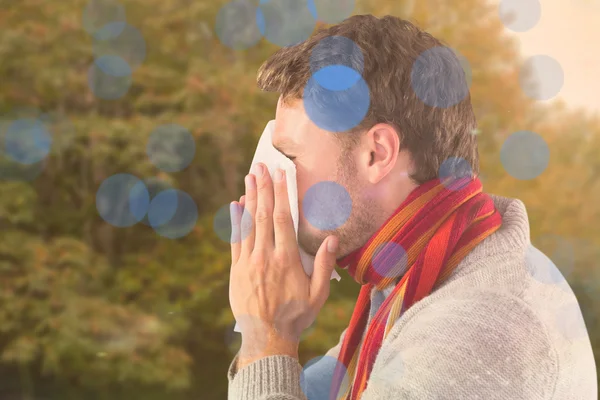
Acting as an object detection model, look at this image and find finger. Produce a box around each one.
[241,174,257,256]
[272,169,295,250]
[230,201,242,264]
[253,163,275,252]
[309,236,339,309]
[239,195,246,207]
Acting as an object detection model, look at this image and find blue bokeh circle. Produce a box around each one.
[302,181,352,231]
[438,156,473,190]
[310,35,364,75]
[256,0,317,47]
[4,118,52,165]
[87,55,132,100]
[150,189,198,239]
[500,130,549,180]
[215,0,262,50]
[372,241,409,280]
[300,355,350,400]
[146,124,196,172]
[303,68,370,133]
[411,46,470,108]
[96,173,150,227]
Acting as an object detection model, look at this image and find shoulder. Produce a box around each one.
[365,289,559,400]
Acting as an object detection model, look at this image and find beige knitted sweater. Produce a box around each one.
[227,195,598,399]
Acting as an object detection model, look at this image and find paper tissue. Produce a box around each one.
[233,120,341,333]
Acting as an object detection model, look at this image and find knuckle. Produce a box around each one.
[251,251,266,267]
[274,249,290,264]
[240,212,254,231]
[255,208,270,223]
[273,210,289,225]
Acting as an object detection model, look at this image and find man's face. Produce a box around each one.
[272,96,384,258]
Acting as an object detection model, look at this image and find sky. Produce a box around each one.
[498,0,600,114]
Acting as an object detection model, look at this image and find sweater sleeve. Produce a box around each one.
[227,328,348,400]
[361,290,561,400]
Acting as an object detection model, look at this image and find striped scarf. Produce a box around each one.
[330,176,503,399]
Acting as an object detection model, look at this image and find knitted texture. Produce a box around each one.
[227,194,598,400]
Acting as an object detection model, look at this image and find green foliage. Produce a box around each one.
[0,0,598,399]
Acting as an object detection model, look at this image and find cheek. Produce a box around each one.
[296,173,314,223]
[296,179,307,219]
[295,158,337,222]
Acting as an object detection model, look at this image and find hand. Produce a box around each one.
[229,162,339,368]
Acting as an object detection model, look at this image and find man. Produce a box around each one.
[227,14,597,400]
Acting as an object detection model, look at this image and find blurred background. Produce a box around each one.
[0,0,598,399]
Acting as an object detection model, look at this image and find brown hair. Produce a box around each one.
[256,14,479,185]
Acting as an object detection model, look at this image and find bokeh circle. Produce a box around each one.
[128,177,175,226]
[303,69,370,132]
[530,234,575,282]
[300,355,350,400]
[149,189,198,239]
[519,55,564,101]
[500,130,549,180]
[499,0,541,32]
[310,36,364,75]
[438,156,473,190]
[213,202,251,244]
[4,118,52,165]
[372,241,409,280]
[411,46,470,108]
[147,124,196,172]
[0,117,46,181]
[87,55,132,100]
[256,0,317,47]
[215,0,262,50]
[96,173,149,227]
[302,181,352,231]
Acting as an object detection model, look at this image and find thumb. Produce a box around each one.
[309,235,339,307]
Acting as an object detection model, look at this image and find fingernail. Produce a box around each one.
[245,174,256,190]
[274,169,283,182]
[254,163,264,177]
[327,237,338,253]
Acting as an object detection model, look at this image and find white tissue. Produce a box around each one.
[233,120,341,333]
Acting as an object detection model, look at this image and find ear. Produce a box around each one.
[363,123,400,184]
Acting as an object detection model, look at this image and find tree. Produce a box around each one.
[0,0,597,398]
